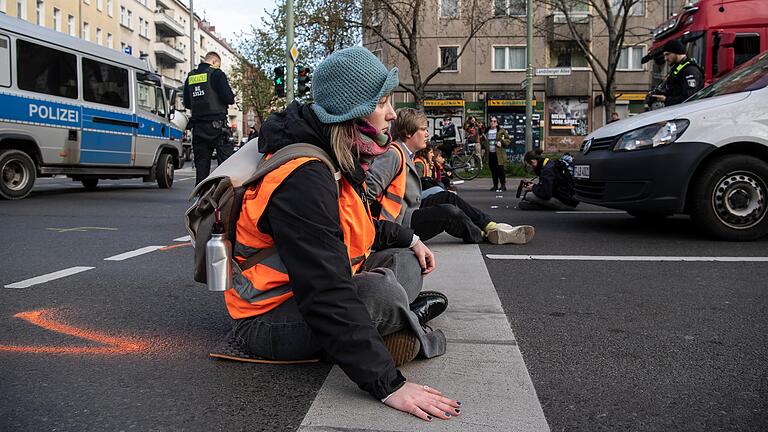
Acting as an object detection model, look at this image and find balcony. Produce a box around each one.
[155,10,185,37]
[154,40,185,64]
[546,13,591,42]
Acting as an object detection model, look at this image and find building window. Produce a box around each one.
[96,27,102,45]
[35,0,43,25]
[493,46,526,71]
[127,10,132,28]
[107,32,113,48]
[611,0,644,16]
[96,0,102,11]
[16,0,26,19]
[440,0,458,18]
[550,41,588,68]
[555,0,589,14]
[52,7,60,31]
[16,39,78,98]
[439,46,459,72]
[0,1,6,14]
[82,22,90,41]
[494,0,525,16]
[618,45,645,70]
[107,0,112,16]
[140,17,149,38]
[82,57,130,108]
[67,14,75,36]
[200,35,205,49]
[120,6,125,25]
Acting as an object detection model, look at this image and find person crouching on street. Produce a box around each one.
[227,47,460,421]
[519,148,579,211]
[366,108,535,245]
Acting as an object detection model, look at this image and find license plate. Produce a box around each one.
[573,165,590,179]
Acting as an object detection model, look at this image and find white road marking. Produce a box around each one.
[175,177,194,182]
[104,246,165,261]
[555,210,627,214]
[487,254,768,262]
[46,227,118,233]
[5,266,95,289]
[173,235,191,242]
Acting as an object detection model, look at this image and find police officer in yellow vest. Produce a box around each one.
[652,39,704,107]
[183,51,236,184]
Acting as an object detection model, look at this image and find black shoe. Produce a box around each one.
[500,185,507,191]
[409,291,448,325]
[490,186,498,191]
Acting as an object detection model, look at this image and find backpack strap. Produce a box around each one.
[238,246,277,272]
[243,143,342,196]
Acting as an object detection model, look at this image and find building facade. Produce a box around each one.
[363,0,668,152]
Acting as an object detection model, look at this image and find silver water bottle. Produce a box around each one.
[206,209,232,292]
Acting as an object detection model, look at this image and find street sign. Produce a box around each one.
[123,46,132,55]
[535,67,571,76]
[290,44,299,63]
[520,79,528,89]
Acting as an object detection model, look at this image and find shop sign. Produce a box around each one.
[617,93,646,101]
[424,99,465,107]
[488,99,536,107]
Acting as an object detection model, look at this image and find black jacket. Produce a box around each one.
[257,102,412,399]
[532,158,579,207]
[182,62,236,121]
[663,58,704,106]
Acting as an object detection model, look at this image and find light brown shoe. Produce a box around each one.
[487,224,535,245]
[382,329,421,366]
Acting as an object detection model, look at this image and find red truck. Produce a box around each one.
[643,0,768,88]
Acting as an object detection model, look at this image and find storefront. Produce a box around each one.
[616,93,647,117]
[486,95,544,159]
[423,93,465,142]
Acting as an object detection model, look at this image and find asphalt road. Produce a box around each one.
[1,170,766,431]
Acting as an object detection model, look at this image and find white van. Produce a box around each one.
[0,14,187,199]
[573,50,768,241]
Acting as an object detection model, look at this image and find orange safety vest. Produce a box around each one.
[225,156,376,320]
[413,156,430,177]
[377,143,407,222]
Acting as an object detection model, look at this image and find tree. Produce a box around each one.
[541,0,660,122]
[228,58,277,128]
[353,0,501,108]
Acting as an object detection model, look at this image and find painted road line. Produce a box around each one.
[487,254,768,262]
[4,267,95,289]
[173,235,191,242]
[176,177,194,182]
[46,227,118,233]
[555,210,627,214]
[104,246,165,261]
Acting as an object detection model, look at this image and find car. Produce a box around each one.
[573,50,768,241]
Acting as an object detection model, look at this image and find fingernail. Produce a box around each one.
[455,408,461,414]
[456,401,462,406]
[427,415,433,421]
[444,412,452,417]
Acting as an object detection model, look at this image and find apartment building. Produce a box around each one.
[118,0,155,63]
[363,0,667,151]
[2,0,119,49]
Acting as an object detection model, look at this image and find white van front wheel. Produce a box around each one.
[156,153,174,189]
[0,149,37,200]
[690,155,768,241]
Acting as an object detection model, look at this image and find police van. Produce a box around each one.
[0,14,187,200]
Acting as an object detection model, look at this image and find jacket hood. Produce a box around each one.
[259,101,366,186]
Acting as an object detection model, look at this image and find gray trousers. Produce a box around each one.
[232,248,446,360]
[520,191,577,211]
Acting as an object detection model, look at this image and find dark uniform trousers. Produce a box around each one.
[192,119,233,185]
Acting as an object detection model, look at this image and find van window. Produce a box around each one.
[689,51,768,101]
[0,35,10,87]
[82,57,129,108]
[137,82,156,113]
[17,39,78,98]
[155,86,166,117]
[734,34,760,67]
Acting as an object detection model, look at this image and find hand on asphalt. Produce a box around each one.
[410,240,435,274]
[384,382,461,421]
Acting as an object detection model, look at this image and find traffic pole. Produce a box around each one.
[525,0,534,152]
[286,0,295,103]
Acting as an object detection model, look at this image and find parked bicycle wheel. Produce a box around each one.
[450,153,481,180]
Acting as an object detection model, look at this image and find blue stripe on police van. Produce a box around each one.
[0,92,81,128]
[81,130,132,164]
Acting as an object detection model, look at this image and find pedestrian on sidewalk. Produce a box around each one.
[366,108,535,245]
[482,116,510,192]
[227,46,460,422]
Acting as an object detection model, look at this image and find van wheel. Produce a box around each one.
[689,155,768,241]
[156,153,174,189]
[81,178,99,190]
[0,149,36,200]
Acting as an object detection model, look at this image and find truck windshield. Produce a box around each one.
[688,51,768,101]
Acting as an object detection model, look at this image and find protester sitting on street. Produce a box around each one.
[367,108,535,245]
[481,117,510,192]
[432,149,454,191]
[228,47,459,422]
[519,148,579,211]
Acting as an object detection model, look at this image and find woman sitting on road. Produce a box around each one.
[226,47,460,422]
[519,148,579,211]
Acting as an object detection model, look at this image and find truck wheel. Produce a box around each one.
[156,153,174,189]
[689,155,768,241]
[0,149,36,200]
[81,178,99,190]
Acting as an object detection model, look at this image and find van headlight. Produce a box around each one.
[614,120,689,152]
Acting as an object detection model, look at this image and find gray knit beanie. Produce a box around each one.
[311,46,399,124]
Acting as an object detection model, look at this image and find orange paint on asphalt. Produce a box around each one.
[159,242,192,251]
[0,308,151,355]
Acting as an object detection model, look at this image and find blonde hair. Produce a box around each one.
[331,121,359,173]
[392,108,428,141]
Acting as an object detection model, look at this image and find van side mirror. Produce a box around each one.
[715,31,736,79]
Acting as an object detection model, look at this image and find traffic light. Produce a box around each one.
[273,66,285,97]
[297,67,311,96]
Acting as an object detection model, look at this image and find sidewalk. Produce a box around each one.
[298,235,550,432]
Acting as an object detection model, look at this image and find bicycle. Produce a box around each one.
[449,142,482,181]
